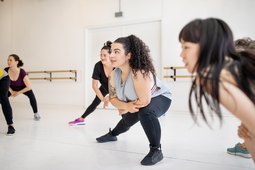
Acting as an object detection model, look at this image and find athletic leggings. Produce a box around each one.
[8,89,38,114]
[81,86,108,119]
[111,95,171,148]
[0,76,13,125]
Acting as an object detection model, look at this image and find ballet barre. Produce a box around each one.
[163,66,193,81]
[27,70,77,82]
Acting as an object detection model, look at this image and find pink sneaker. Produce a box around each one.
[68,118,85,126]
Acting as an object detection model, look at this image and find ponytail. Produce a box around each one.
[9,54,24,67]
[101,41,112,53]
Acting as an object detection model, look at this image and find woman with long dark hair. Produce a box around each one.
[179,18,255,162]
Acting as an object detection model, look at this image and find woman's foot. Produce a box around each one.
[68,117,85,126]
[96,129,117,143]
[141,145,163,166]
[7,125,15,136]
[227,143,252,158]
[34,113,41,121]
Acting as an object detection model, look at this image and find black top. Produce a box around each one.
[92,61,111,92]
[4,67,27,91]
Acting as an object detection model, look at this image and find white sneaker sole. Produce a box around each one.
[68,123,85,126]
[227,151,252,158]
[6,133,15,136]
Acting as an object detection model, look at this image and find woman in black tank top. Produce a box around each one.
[68,41,114,126]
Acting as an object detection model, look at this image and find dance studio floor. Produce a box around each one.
[0,103,254,170]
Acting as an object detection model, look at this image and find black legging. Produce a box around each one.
[0,76,13,125]
[111,95,171,148]
[8,89,38,113]
[81,86,108,119]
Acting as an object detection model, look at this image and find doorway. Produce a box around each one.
[84,20,161,108]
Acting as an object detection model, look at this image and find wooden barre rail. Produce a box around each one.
[27,70,77,74]
[27,70,77,82]
[163,66,186,70]
[163,75,193,79]
[163,66,193,81]
[29,77,76,80]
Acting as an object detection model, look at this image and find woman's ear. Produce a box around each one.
[127,52,131,60]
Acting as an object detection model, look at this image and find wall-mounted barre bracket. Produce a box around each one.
[163,66,193,81]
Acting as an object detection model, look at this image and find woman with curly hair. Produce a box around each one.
[96,35,172,166]
[227,37,255,159]
[179,18,255,162]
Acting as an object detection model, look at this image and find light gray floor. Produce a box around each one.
[0,103,254,170]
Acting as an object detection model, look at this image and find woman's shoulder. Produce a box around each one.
[94,61,102,67]
[93,61,104,71]
[220,68,237,85]
[111,68,120,76]
[20,68,27,73]
[19,68,28,78]
[110,68,121,81]
[131,70,153,80]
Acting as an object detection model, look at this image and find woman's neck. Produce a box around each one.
[103,63,113,69]
[9,66,19,72]
[120,65,131,74]
[119,63,131,74]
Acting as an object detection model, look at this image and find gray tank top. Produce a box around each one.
[114,68,171,102]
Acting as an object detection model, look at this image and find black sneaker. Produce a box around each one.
[140,145,163,166]
[7,126,15,136]
[96,128,117,143]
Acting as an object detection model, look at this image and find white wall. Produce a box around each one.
[161,0,255,111]
[0,0,13,62]
[0,0,255,112]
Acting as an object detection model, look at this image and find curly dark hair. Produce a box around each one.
[114,34,155,78]
[235,37,255,52]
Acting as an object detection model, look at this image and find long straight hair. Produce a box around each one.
[179,18,255,123]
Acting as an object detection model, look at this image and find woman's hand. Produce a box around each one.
[10,91,20,97]
[117,101,144,115]
[117,102,138,115]
[126,101,144,113]
[103,96,109,108]
[238,123,252,140]
[126,101,138,113]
